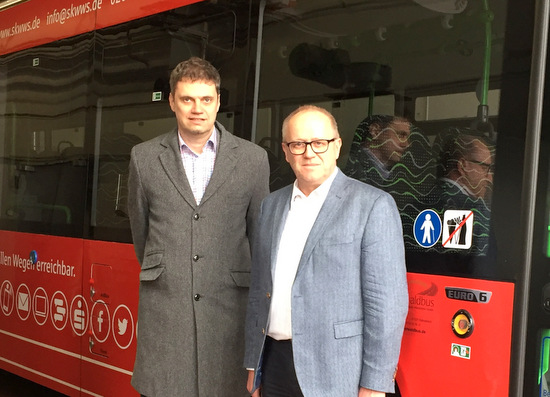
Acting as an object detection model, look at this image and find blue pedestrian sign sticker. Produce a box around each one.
[413,209,442,248]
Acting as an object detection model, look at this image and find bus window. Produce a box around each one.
[91,2,254,242]
[0,34,93,237]
[426,128,495,269]
[257,0,505,279]
[343,115,437,251]
[415,89,500,121]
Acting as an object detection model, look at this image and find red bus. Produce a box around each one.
[0,0,547,396]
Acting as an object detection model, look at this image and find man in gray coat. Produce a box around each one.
[244,105,408,397]
[128,57,269,396]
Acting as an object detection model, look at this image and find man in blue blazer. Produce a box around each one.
[244,105,409,397]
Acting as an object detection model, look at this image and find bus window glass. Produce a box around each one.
[415,89,500,121]
[258,0,506,278]
[91,2,254,242]
[0,35,93,237]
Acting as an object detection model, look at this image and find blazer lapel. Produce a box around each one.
[296,170,349,273]
[158,129,197,208]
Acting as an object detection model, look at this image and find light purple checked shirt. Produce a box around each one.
[178,129,218,205]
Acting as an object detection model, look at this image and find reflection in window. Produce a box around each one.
[91,2,253,242]
[0,35,92,237]
[430,128,495,256]
[257,0,505,277]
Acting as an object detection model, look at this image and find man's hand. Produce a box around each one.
[358,387,385,397]
[247,370,261,397]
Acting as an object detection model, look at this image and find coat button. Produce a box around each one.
[266,292,271,299]
[193,213,199,220]
[194,294,201,301]
[193,255,199,262]
[262,328,265,335]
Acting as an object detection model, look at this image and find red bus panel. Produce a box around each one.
[398,272,515,396]
[0,230,140,396]
[0,0,202,55]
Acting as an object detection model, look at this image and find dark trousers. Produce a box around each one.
[261,336,304,397]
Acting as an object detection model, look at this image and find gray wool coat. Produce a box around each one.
[128,122,270,397]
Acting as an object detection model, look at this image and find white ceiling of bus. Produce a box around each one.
[0,0,510,115]
[259,0,507,97]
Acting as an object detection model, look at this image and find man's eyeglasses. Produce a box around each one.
[465,159,495,174]
[284,138,337,155]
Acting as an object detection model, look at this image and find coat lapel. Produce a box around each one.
[200,122,238,205]
[158,129,197,208]
[157,122,238,208]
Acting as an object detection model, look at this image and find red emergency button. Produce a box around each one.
[451,309,474,338]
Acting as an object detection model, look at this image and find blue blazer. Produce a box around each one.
[244,169,409,396]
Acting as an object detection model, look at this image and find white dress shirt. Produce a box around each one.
[267,168,338,340]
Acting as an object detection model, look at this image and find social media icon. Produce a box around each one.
[117,318,128,335]
[113,305,134,350]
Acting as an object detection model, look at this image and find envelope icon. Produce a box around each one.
[18,292,29,312]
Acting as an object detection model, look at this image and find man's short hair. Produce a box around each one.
[282,105,339,141]
[359,115,409,145]
[170,57,221,94]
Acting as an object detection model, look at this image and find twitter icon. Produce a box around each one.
[118,318,128,335]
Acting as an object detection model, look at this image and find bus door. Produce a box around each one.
[252,0,539,396]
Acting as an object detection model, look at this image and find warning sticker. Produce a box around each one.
[442,210,473,249]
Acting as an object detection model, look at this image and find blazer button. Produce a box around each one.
[193,213,199,220]
[193,255,199,262]
[266,292,271,299]
[262,328,265,335]
[194,294,201,301]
